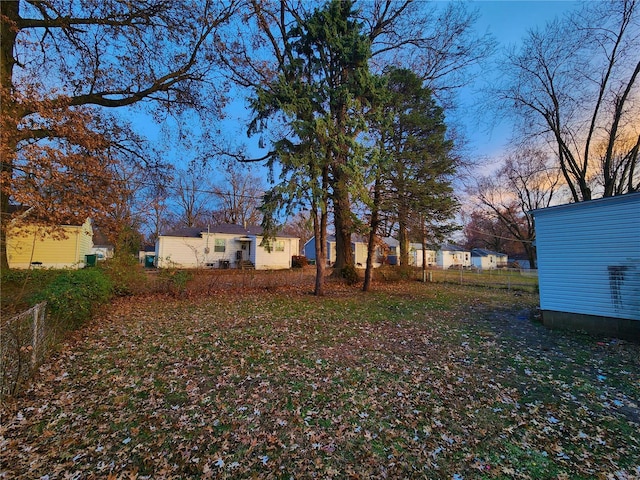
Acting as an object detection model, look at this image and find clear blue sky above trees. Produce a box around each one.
[126,1,581,179]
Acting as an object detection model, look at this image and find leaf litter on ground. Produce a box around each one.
[1,283,639,479]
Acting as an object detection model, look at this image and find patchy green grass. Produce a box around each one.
[1,282,638,479]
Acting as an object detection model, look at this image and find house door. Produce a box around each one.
[237,242,250,262]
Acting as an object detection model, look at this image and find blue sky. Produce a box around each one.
[460,0,580,163]
[130,1,582,177]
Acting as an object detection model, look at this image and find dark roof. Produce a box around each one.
[161,226,204,238]
[440,243,468,252]
[471,248,507,257]
[160,224,298,239]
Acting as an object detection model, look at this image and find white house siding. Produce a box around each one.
[533,193,640,327]
[437,248,471,269]
[471,250,508,270]
[353,241,369,267]
[155,233,239,268]
[411,248,437,267]
[155,236,207,268]
[255,237,298,270]
[156,232,297,270]
[471,256,492,270]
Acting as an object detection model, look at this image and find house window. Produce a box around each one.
[263,240,285,252]
[214,239,226,253]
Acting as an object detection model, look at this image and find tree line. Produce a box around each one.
[2,0,638,291]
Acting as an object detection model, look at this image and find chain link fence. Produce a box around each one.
[1,302,49,399]
[421,267,539,292]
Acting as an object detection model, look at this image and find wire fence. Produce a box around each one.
[419,267,539,292]
[0,267,537,399]
[1,302,49,399]
[155,266,539,294]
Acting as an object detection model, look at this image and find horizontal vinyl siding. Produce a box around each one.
[354,242,368,267]
[255,237,297,270]
[304,238,317,260]
[204,234,243,266]
[77,222,94,262]
[7,223,92,269]
[156,236,206,268]
[535,194,640,321]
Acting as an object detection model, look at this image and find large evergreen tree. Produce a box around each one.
[251,0,376,293]
[371,68,458,270]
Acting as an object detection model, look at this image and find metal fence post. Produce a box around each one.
[31,303,39,368]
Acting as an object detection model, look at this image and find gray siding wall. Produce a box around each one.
[534,194,640,321]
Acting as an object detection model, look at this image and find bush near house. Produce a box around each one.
[30,268,113,329]
[292,255,308,268]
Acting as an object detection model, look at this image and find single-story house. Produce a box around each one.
[155,224,299,270]
[383,239,438,267]
[304,236,470,270]
[531,192,640,339]
[437,244,472,269]
[6,217,94,269]
[409,244,438,268]
[471,248,508,270]
[304,235,388,268]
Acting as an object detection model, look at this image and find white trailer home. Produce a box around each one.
[532,193,640,340]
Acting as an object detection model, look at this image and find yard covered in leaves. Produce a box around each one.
[1,282,639,479]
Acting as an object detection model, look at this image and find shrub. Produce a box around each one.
[30,269,113,329]
[292,256,308,268]
[1,269,59,313]
[340,264,359,285]
[100,254,148,296]
[159,268,193,297]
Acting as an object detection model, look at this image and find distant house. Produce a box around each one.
[383,239,438,267]
[303,236,469,269]
[409,244,438,268]
[6,217,94,269]
[471,248,508,270]
[90,228,114,261]
[532,193,640,339]
[155,224,299,270]
[304,235,381,268]
[437,244,471,269]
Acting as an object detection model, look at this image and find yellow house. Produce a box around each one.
[6,218,94,269]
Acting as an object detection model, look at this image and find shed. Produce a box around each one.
[531,193,640,340]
